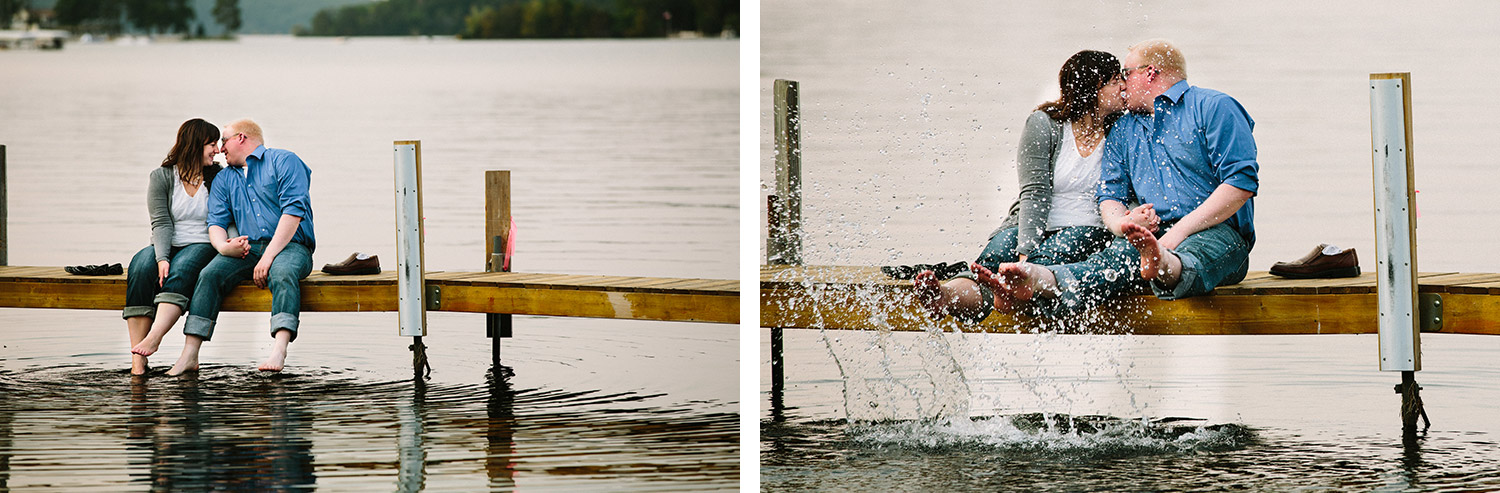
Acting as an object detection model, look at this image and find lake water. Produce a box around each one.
[760,1,1500,490]
[0,36,739,490]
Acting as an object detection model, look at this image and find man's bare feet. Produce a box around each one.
[258,348,287,372]
[1122,222,1166,280]
[913,270,948,320]
[166,355,198,376]
[260,330,293,372]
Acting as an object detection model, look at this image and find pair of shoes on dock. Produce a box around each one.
[322,252,381,275]
[1270,244,1360,279]
[64,263,122,276]
[882,261,970,280]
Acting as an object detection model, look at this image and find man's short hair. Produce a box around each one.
[1130,39,1187,79]
[227,119,265,143]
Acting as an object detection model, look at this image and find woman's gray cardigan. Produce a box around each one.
[147,164,222,262]
[996,110,1066,257]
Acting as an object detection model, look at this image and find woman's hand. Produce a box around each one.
[1124,203,1161,233]
[217,236,251,258]
[157,260,170,287]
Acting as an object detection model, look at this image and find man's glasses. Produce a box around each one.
[221,132,243,145]
[1121,64,1152,79]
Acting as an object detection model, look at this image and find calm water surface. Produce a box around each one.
[1,36,737,490]
[761,1,1500,490]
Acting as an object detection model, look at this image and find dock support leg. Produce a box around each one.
[2,144,7,266]
[411,336,431,378]
[770,327,785,420]
[766,81,802,417]
[486,171,513,366]
[1397,370,1430,432]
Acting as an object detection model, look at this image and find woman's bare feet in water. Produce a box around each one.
[913,270,949,320]
[970,263,1018,312]
[131,335,164,358]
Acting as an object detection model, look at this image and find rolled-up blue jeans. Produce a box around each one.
[123,243,218,319]
[1036,222,1250,317]
[183,241,313,342]
[975,225,1114,272]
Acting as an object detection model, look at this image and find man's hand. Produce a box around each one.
[1124,203,1161,233]
[157,260,170,287]
[219,236,250,258]
[254,257,273,289]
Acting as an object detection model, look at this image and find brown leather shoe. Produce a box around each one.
[322,252,381,275]
[1270,244,1359,279]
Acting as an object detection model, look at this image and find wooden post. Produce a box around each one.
[1,144,7,266]
[1371,72,1426,430]
[394,141,429,374]
[768,79,802,419]
[769,79,803,265]
[485,171,512,365]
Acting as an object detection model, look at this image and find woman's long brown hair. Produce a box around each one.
[1035,50,1122,125]
[160,118,219,185]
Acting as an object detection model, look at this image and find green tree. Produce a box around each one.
[55,0,124,33]
[0,0,27,27]
[213,0,240,33]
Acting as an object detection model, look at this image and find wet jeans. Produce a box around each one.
[122,243,218,319]
[183,241,312,342]
[975,225,1114,272]
[1037,222,1250,317]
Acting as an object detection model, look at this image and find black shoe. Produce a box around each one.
[65,263,122,276]
[881,261,970,280]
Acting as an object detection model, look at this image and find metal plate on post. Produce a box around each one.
[395,141,427,337]
[1370,74,1419,371]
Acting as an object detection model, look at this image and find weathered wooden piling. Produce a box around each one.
[485,170,512,365]
[2,144,7,266]
[394,140,430,375]
[1371,72,1428,431]
[767,79,803,416]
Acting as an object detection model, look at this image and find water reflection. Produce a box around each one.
[485,366,518,491]
[126,373,316,490]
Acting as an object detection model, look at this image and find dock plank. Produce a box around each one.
[0,266,736,324]
[761,265,1500,335]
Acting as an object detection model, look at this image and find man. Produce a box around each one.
[167,119,316,374]
[983,39,1259,316]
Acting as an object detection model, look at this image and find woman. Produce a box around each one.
[917,50,1127,322]
[122,118,223,375]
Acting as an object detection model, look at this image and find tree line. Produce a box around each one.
[296,0,737,38]
[48,0,239,36]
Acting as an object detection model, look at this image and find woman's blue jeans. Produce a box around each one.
[122,243,218,319]
[183,241,312,342]
[975,225,1114,272]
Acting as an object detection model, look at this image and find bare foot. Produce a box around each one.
[993,264,1037,301]
[259,348,287,372]
[1122,222,1165,280]
[131,356,149,376]
[130,336,163,357]
[970,263,1017,312]
[913,270,947,320]
[166,354,199,376]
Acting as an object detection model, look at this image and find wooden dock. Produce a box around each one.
[0,266,738,324]
[761,265,1500,335]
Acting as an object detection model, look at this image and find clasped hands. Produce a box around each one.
[216,236,276,289]
[1123,203,1186,250]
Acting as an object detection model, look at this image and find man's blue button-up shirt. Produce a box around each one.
[1099,80,1259,245]
[208,145,316,250]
